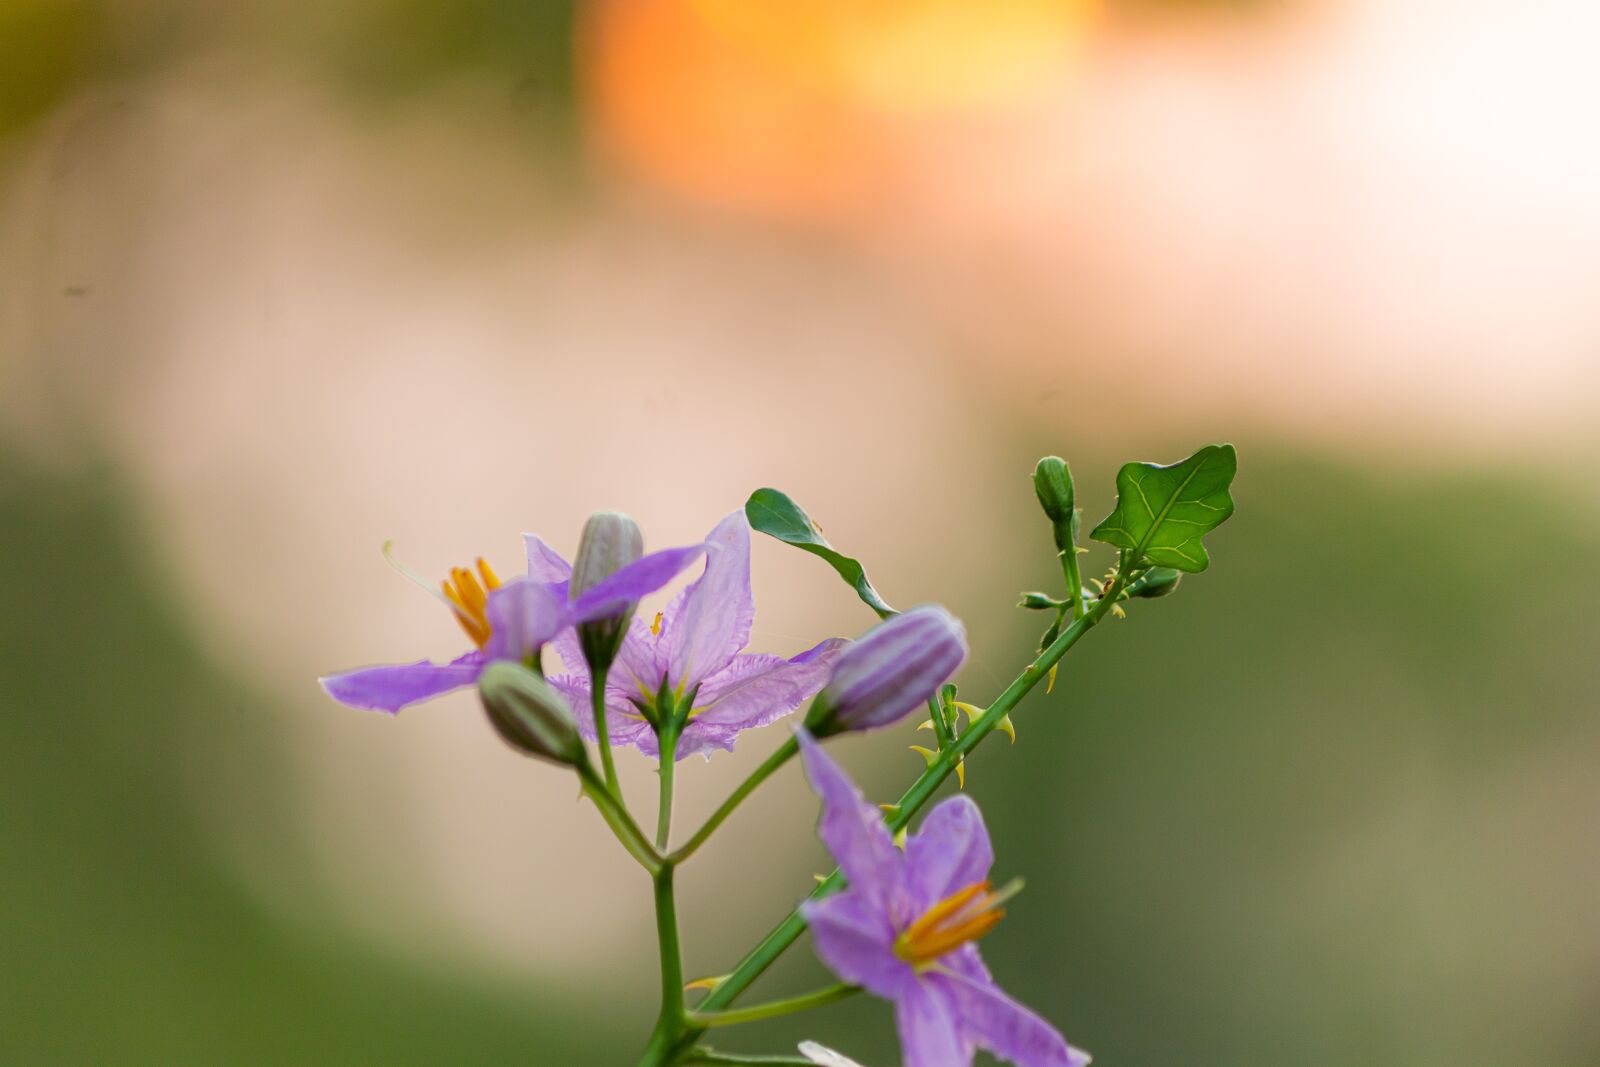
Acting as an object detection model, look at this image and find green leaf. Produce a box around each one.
[1090,445,1237,572]
[745,488,895,618]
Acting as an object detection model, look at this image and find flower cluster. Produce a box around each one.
[320,445,1236,1066]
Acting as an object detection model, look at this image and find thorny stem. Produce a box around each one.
[926,691,953,747]
[662,563,1134,1064]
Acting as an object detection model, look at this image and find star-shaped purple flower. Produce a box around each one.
[797,731,1090,1067]
[549,511,845,760]
[320,540,705,714]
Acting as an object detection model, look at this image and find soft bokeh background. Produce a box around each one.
[3,1,1597,1064]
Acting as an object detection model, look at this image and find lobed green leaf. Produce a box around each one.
[1090,444,1237,572]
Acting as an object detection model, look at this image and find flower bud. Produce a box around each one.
[1018,591,1062,611]
[1032,456,1074,523]
[478,661,582,764]
[1033,456,1080,554]
[805,605,968,737]
[571,510,644,670]
[1126,566,1182,599]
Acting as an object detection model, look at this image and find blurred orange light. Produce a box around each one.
[581,0,1097,219]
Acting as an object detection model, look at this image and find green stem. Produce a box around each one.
[688,984,859,1028]
[1062,541,1087,620]
[578,763,660,874]
[593,664,622,799]
[670,736,798,864]
[639,862,685,1066]
[926,692,953,748]
[668,568,1132,1059]
[657,722,678,851]
[680,1052,818,1066]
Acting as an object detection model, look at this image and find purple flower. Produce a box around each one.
[808,605,967,736]
[550,511,845,760]
[796,731,1089,1067]
[320,540,705,714]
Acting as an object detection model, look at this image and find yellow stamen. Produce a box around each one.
[893,878,1023,969]
[442,558,501,648]
[650,610,664,637]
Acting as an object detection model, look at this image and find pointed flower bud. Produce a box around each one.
[806,605,967,737]
[570,510,645,671]
[478,661,582,764]
[1033,456,1080,554]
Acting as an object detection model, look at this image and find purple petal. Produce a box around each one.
[569,543,707,623]
[797,729,902,910]
[522,534,572,584]
[612,613,668,698]
[896,981,971,1067]
[482,578,569,662]
[320,651,485,713]
[801,891,910,1000]
[548,673,654,749]
[903,795,995,911]
[671,639,845,759]
[931,966,1089,1067]
[661,511,754,691]
[692,640,847,730]
[548,624,588,676]
[672,723,745,760]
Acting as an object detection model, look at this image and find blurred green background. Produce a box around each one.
[4,1,1597,1065]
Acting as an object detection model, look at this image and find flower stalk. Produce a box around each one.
[578,761,661,874]
[687,984,860,1029]
[592,664,622,798]
[667,565,1132,1060]
[670,735,799,864]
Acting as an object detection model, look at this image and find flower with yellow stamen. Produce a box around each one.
[796,731,1088,1067]
[894,878,1023,970]
[320,533,706,715]
[440,558,502,648]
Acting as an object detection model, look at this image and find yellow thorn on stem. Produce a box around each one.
[1046,664,1059,694]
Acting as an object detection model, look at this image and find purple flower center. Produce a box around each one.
[440,557,502,648]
